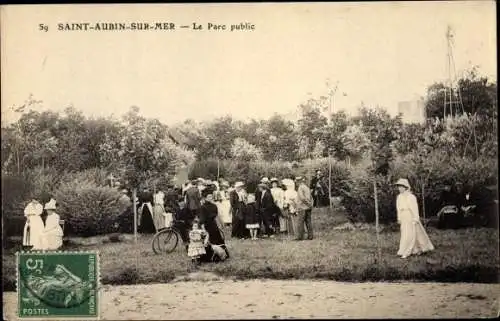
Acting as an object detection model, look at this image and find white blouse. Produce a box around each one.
[396,191,420,223]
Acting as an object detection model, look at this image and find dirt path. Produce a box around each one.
[3,276,499,319]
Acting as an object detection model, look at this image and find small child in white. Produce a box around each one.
[187,218,209,267]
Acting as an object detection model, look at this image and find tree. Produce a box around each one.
[230,138,263,162]
[117,106,179,188]
[315,111,350,159]
[297,100,328,156]
[340,123,371,162]
[261,114,299,161]
[425,68,497,119]
[353,106,403,176]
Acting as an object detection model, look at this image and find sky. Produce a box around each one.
[1,2,497,126]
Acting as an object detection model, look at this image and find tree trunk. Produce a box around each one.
[16,150,20,174]
[133,188,138,244]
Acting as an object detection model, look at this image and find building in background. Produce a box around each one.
[397,98,426,124]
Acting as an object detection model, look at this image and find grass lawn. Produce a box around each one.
[3,208,498,290]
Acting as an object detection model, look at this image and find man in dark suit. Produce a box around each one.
[258,182,276,237]
[185,180,202,220]
[310,170,328,207]
[230,181,248,238]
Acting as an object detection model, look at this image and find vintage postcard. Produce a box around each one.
[1,2,498,320]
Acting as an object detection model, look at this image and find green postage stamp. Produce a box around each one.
[17,251,100,319]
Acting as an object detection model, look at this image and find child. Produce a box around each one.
[244,194,260,240]
[187,218,209,267]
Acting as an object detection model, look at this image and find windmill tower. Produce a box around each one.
[443,25,465,119]
[443,26,478,158]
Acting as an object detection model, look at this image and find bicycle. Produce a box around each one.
[151,218,227,254]
[151,219,188,254]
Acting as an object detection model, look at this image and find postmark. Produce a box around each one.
[17,251,100,319]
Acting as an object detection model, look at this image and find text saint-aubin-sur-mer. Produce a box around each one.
[57,22,176,31]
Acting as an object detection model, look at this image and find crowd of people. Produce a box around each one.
[21,171,440,263]
[122,174,436,262]
[180,175,315,242]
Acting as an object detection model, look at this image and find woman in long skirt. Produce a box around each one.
[23,200,45,249]
[217,183,232,226]
[199,190,230,260]
[282,179,298,237]
[41,199,64,250]
[395,178,435,259]
[153,190,168,230]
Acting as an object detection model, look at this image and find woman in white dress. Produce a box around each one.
[270,178,286,233]
[217,182,232,226]
[22,200,45,249]
[41,199,64,250]
[282,179,298,237]
[395,178,435,259]
[153,190,170,230]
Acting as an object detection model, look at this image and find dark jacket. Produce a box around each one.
[244,202,260,225]
[259,188,277,215]
[229,190,245,220]
[199,201,218,226]
[139,191,153,204]
[185,186,202,210]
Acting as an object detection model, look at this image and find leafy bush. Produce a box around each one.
[340,152,497,224]
[231,138,264,161]
[391,152,497,217]
[340,162,397,224]
[22,166,63,201]
[54,180,123,236]
[188,159,221,182]
[300,158,351,196]
[1,175,32,218]
[58,168,110,187]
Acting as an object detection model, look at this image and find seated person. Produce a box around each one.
[437,183,463,229]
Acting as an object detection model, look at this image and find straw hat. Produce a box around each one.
[295,176,304,181]
[270,177,279,183]
[281,178,294,188]
[394,178,411,189]
[234,181,245,188]
[44,198,57,210]
[260,177,270,184]
[24,200,43,216]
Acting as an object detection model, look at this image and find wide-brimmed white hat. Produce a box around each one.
[394,178,411,189]
[234,181,245,188]
[281,178,295,187]
[24,201,43,216]
[260,177,270,183]
[44,198,57,210]
[270,177,279,183]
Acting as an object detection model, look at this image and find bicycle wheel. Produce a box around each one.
[152,229,179,254]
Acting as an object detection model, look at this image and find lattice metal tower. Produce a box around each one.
[443,25,465,119]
